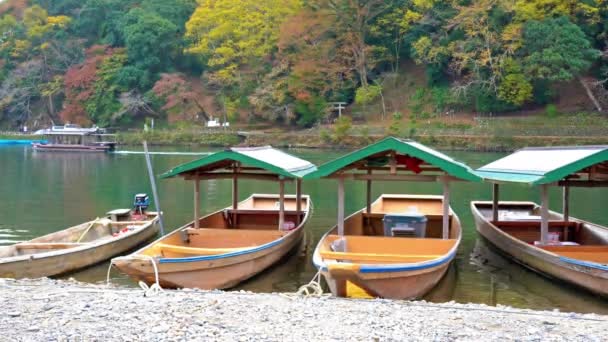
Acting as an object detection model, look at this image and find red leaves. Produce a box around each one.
[59,45,119,124]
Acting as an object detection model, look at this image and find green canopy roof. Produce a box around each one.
[303,137,481,181]
[475,146,608,185]
[160,146,317,179]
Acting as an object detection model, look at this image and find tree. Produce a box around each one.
[185,0,300,88]
[522,17,600,82]
[122,8,178,76]
[152,73,213,123]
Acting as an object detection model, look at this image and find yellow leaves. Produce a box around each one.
[513,0,601,23]
[412,36,448,65]
[185,0,301,86]
[498,73,533,105]
[501,23,522,53]
[10,39,31,59]
[413,0,436,11]
[47,15,71,28]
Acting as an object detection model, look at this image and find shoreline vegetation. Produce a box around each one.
[1,278,606,340]
[3,112,608,152]
[2,131,607,152]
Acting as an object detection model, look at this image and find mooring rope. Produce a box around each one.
[294,271,324,297]
[106,256,163,297]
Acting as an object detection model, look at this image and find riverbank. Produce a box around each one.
[1,278,607,341]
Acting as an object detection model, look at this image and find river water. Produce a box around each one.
[1,145,607,314]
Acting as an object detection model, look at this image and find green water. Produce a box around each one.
[1,145,608,314]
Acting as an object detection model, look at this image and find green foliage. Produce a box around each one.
[545,104,558,118]
[332,116,352,143]
[123,9,178,74]
[498,74,533,106]
[84,51,128,126]
[386,111,403,136]
[522,17,599,82]
[294,96,326,128]
[354,85,382,105]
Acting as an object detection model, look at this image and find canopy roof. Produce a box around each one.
[160,146,317,179]
[304,137,481,181]
[476,146,608,185]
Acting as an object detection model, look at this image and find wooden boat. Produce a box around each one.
[313,194,462,299]
[112,146,316,289]
[473,146,608,297]
[472,201,608,297]
[32,124,116,152]
[113,194,310,289]
[0,209,159,279]
[305,137,480,299]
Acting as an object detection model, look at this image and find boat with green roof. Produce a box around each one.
[472,146,608,297]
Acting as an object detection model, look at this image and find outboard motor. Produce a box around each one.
[134,193,150,215]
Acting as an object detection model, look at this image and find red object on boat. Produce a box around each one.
[395,155,423,173]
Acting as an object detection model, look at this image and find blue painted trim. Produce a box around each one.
[312,249,456,274]
[0,140,46,145]
[158,237,283,264]
[560,256,608,271]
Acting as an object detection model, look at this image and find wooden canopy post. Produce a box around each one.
[562,185,570,222]
[337,177,345,236]
[194,178,200,229]
[366,169,372,214]
[442,177,450,239]
[278,178,285,230]
[492,183,499,222]
[296,178,302,225]
[232,166,238,227]
[540,184,549,245]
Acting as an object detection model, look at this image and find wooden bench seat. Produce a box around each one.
[541,245,608,264]
[320,250,442,263]
[493,220,581,229]
[323,234,456,255]
[156,243,248,256]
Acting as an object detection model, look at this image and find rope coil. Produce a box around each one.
[106,255,163,297]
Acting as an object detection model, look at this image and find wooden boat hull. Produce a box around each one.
[471,201,608,297]
[113,194,311,290]
[313,194,461,300]
[32,142,115,152]
[0,213,160,279]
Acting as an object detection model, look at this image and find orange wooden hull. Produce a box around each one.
[313,194,461,300]
[113,194,311,290]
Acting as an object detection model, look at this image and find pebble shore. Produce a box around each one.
[1,278,607,341]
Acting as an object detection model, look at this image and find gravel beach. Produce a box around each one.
[1,278,607,341]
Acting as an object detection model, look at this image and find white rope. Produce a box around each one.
[105,256,163,297]
[295,271,324,297]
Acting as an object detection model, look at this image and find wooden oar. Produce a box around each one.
[76,218,99,243]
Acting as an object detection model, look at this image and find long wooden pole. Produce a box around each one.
[442,177,450,239]
[492,183,499,222]
[143,141,165,236]
[338,177,345,236]
[563,185,570,222]
[296,178,302,225]
[540,184,549,245]
[194,178,200,229]
[279,179,285,230]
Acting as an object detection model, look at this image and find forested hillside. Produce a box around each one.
[1,0,607,130]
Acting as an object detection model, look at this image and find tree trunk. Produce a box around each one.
[579,77,603,112]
